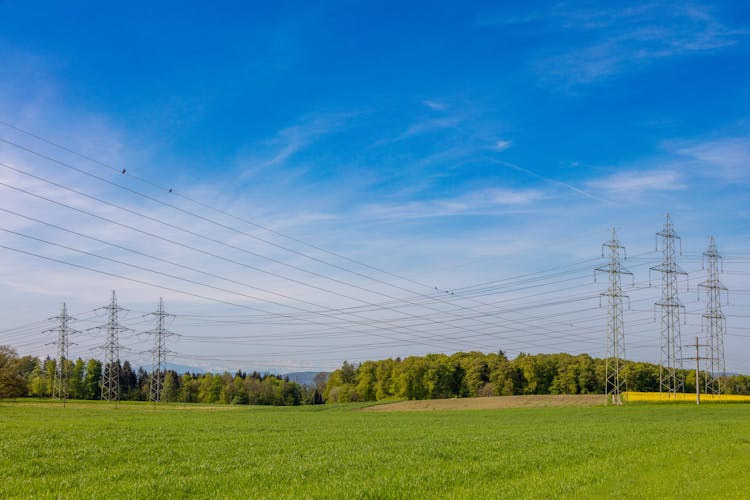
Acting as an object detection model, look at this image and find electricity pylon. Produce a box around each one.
[596,228,633,405]
[650,214,687,396]
[94,291,128,403]
[48,303,76,403]
[147,297,174,403]
[699,236,727,395]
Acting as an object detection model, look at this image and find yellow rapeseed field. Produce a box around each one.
[624,391,750,402]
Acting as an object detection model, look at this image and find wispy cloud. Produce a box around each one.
[360,187,544,220]
[238,113,353,178]
[587,169,686,194]
[422,100,447,111]
[400,115,464,140]
[670,136,750,183]
[492,139,512,152]
[486,2,747,86]
[484,157,605,202]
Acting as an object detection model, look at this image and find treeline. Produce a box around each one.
[4,345,749,404]
[324,351,750,402]
[0,345,314,405]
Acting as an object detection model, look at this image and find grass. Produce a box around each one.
[363,394,605,411]
[1,399,749,498]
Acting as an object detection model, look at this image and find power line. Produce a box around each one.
[1,133,661,347]
[0,162,571,347]
[0,240,506,353]
[1,135,747,369]
[2,135,580,330]
[0,121,456,294]
[0,164,636,352]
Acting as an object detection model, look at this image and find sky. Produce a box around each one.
[0,1,749,374]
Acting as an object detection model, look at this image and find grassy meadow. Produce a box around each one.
[1,399,749,498]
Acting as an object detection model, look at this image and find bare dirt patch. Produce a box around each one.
[361,394,606,412]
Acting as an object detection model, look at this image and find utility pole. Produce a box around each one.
[650,214,687,397]
[47,303,76,406]
[684,336,709,405]
[699,236,727,395]
[93,291,128,404]
[596,228,633,406]
[695,337,700,405]
[146,297,174,403]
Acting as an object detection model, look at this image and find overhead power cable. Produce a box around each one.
[0,131,624,337]
[0,160,591,341]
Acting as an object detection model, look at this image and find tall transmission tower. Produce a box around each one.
[699,236,727,395]
[94,291,128,403]
[48,303,76,403]
[147,297,174,403]
[650,213,687,395]
[596,228,633,405]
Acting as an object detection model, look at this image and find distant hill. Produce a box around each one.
[137,362,206,374]
[284,371,329,387]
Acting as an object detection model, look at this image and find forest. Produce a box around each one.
[2,344,749,404]
[0,345,312,405]
[323,350,750,402]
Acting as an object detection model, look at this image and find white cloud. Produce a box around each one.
[401,116,463,139]
[672,136,750,183]
[493,139,512,151]
[587,169,685,193]
[360,187,544,220]
[508,2,748,86]
[422,100,447,111]
[237,113,353,178]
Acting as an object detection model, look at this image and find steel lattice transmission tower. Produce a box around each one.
[650,214,687,395]
[699,236,727,395]
[596,228,633,405]
[95,291,128,402]
[147,297,174,403]
[48,303,76,402]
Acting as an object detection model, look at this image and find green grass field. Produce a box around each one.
[1,400,749,498]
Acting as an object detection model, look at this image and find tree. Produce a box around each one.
[311,389,324,404]
[179,374,199,403]
[422,354,455,399]
[461,354,490,397]
[119,360,138,400]
[0,345,27,399]
[198,373,223,403]
[162,370,179,402]
[83,359,102,399]
[28,358,49,397]
[69,358,86,399]
[374,359,397,400]
[399,357,428,400]
[340,361,356,384]
[313,372,328,392]
[355,361,377,401]
[489,352,519,395]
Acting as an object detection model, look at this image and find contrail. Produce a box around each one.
[484,156,611,203]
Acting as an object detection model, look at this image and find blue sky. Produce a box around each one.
[0,1,749,373]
